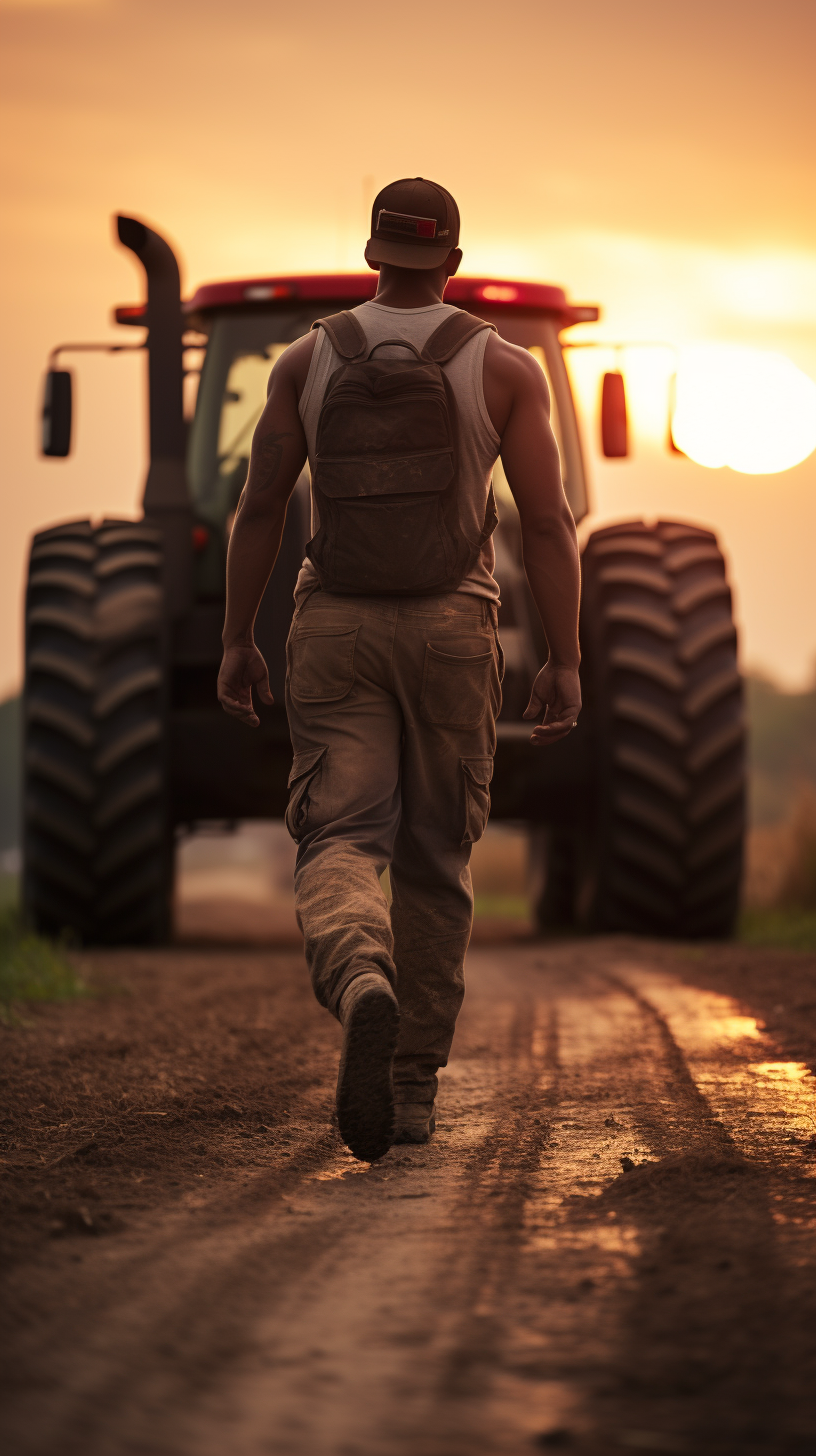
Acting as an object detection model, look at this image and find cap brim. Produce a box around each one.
[365,238,453,271]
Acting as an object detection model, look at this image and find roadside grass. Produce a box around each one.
[741,789,816,952]
[473,893,531,921]
[739,908,816,953]
[0,904,88,1024]
[0,870,18,911]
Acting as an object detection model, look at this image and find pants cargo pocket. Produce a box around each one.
[461,757,493,846]
[285,746,328,843]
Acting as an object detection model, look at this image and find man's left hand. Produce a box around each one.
[522,662,581,746]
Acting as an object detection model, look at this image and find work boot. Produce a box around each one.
[336,972,399,1162]
[393,1064,438,1145]
[392,1099,436,1144]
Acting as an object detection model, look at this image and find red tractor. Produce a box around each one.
[26,216,744,943]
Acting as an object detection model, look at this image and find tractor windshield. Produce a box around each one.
[187,305,586,531]
[188,307,319,531]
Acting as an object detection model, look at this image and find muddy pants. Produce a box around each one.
[285,588,502,1093]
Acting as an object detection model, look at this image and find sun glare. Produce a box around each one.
[672,346,816,475]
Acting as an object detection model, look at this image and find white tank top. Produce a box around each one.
[295,299,501,603]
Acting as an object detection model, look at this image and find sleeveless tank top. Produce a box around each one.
[295,299,501,603]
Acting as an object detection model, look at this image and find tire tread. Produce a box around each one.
[542,519,745,938]
[23,520,171,944]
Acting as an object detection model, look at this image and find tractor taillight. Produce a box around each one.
[478,284,519,303]
[243,284,292,302]
[114,304,147,325]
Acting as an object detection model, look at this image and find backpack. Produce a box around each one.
[305,307,498,596]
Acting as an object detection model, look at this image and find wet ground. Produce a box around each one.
[2,928,816,1456]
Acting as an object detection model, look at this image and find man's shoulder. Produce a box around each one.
[482,332,550,436]
[484,330,541,377]
[270,330,319,398]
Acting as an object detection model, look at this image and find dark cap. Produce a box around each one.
[365,178,460,271]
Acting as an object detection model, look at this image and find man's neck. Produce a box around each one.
[373,264,447,310]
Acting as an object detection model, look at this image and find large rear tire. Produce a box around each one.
[535,519,745,938]
[23,519,172,944]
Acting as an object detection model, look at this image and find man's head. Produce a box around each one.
[365,178,462,285]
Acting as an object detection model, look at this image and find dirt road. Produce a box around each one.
[3,932,816,1456]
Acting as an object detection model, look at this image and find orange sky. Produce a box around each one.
[1,0,815,691]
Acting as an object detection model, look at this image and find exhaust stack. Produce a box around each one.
[116,215,192,617]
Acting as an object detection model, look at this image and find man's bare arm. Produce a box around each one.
[483,335,581,746]
[217,331,316,727]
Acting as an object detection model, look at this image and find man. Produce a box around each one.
[218,178,581,1163]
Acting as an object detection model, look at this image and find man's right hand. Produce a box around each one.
[523,663,582,747]
[217,642,275,728]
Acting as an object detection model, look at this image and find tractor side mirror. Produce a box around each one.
[41,369,73,457]
[600,370,628,458]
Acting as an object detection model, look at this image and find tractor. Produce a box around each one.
[25,215,745,943]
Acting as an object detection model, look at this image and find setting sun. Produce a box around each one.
[672,345,816,474]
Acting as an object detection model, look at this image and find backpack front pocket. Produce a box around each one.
[319,496,455,595]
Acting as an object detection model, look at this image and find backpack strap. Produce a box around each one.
[311,310,367,360]
[422,309,497,363]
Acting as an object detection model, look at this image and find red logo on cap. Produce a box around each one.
[377,209,438,240]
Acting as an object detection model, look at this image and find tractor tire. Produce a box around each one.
[529,826,577,931]
[536,519,745,938]
[23,519,172,944]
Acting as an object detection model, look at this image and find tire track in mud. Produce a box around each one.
[601,961,816,1455]
[384,949,816,1455]
[579,965,789,1455]
[383,995,561,1454]
[447,955,693,1455]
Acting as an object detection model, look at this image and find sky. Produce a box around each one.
[1,0,815,691]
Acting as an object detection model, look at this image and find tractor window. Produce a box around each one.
[188,307,319,528]
[217,346,289,482]
[528,346,563,454]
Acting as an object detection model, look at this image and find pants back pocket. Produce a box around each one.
[420,643,494,729]
[289,627,358,705]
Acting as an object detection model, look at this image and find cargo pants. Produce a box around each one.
[285,588,502,1100]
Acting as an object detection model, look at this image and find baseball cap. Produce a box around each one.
[365,178,460,271]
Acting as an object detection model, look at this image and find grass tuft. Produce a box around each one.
[473,893,531,921]
[741,788,816,951]
[739,908,816,953]
[0,906,88,1023]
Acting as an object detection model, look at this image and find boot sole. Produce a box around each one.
[392,1114,436,1146]
[336,985,399,1162]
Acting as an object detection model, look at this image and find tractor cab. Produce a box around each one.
[27,219,744,947]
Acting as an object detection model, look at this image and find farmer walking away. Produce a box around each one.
[218,178,582,1161]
